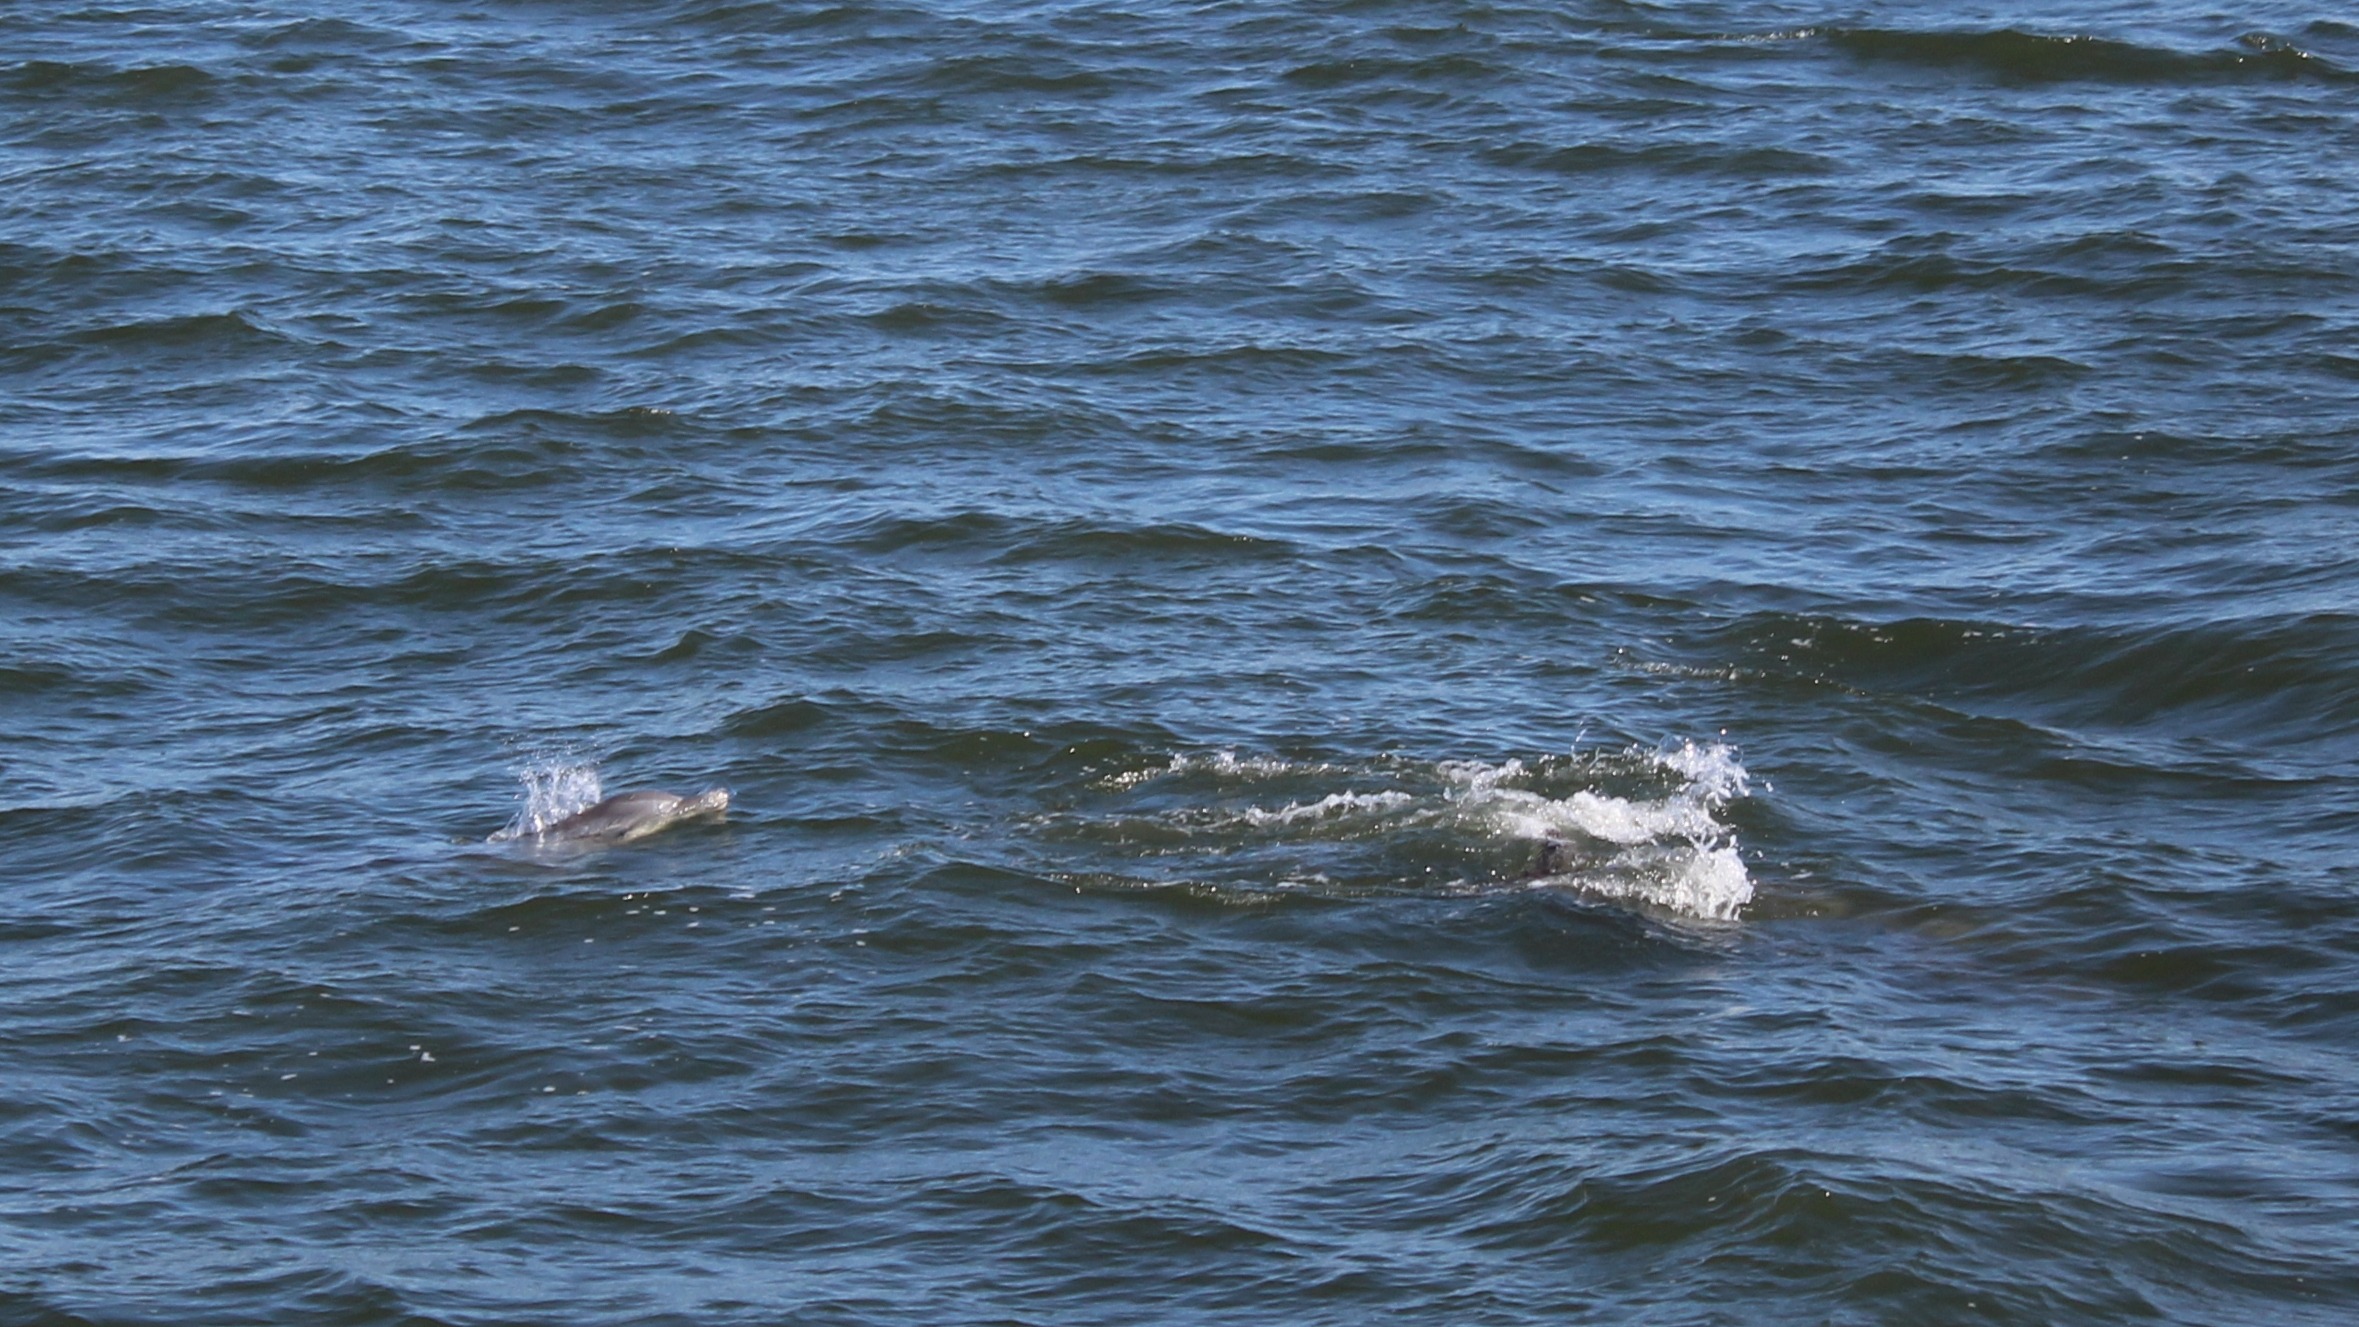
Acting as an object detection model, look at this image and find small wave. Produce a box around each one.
[1168,750,1341,780]
[1479,139,1836,180]
[74,309,288,353]
[5,59,218,103]
[1679,611,2359,742]
[1281,51,1506,91]
[834,509,1296,569]
[1237,789,1418,826]
[1817,27,2352,85]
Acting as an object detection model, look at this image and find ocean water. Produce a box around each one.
[3,1,2357,1322]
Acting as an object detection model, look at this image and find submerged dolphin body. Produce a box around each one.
[525,788,731,844]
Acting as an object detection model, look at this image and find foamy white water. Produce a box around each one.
[1065,742,1754,919]
[1443,742,1755,920]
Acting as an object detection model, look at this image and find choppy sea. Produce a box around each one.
[4,2,2357,1323]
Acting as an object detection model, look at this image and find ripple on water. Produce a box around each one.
[4,0,2359,1322]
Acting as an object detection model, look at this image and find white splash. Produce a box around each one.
[1464,740,1754,921]
[488,757,604,842]
[1173,750,1338,780]
[1100,740,1757,920]
[1238,790,1417,826]
[1656,738,1751,805]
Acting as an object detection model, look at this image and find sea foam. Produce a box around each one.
[1090,740,1755,920]
[1442,741,1754,920]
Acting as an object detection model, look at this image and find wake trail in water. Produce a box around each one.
[1045,740,1755,919]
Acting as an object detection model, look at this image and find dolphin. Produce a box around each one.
[1528,836,1567,878]
[523,788,731,844]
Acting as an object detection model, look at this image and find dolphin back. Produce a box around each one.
[536,788,730,843]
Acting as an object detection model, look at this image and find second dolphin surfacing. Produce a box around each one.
[531,788,731,844]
